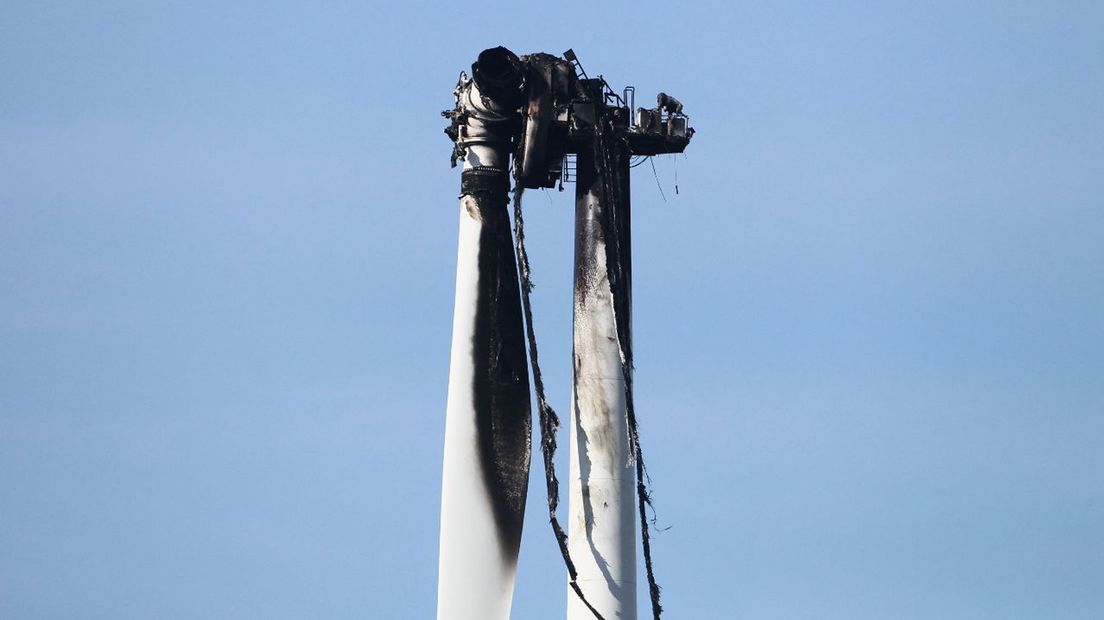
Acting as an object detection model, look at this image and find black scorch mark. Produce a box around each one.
[463,167,532,559]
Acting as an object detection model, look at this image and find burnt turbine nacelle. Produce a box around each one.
[514,54,575,189]
[514,54,695,183]
[447,48,694,186]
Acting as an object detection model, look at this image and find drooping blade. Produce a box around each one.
[438,167,532,620]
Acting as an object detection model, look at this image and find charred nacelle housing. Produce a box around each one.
[515,53,575,189]
[445,47,694,187]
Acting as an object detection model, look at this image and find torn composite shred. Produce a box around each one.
[511,188,607,620]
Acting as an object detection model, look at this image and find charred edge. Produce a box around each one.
[593,118,664,619]
[472,46,525,110]
[595,130,633,361]
[466,167,533,560]
[573,148,603,308]
[513,189,607,620]
[574,135,633,359]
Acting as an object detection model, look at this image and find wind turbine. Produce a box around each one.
[437,46,693,620]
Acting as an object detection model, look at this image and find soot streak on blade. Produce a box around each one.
[463,167,532,559]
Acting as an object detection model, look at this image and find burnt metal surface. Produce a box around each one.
[515,53,575,189]
[574,140,632,341]
[471,46,526,109]
[447,47,693,172]
[464,167,532,557]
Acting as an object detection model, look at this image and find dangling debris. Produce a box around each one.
[513,187,607,620]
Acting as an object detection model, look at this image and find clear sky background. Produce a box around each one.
[2,1,1102,618]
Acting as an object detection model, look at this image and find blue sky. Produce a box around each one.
[1,1,1102,618]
